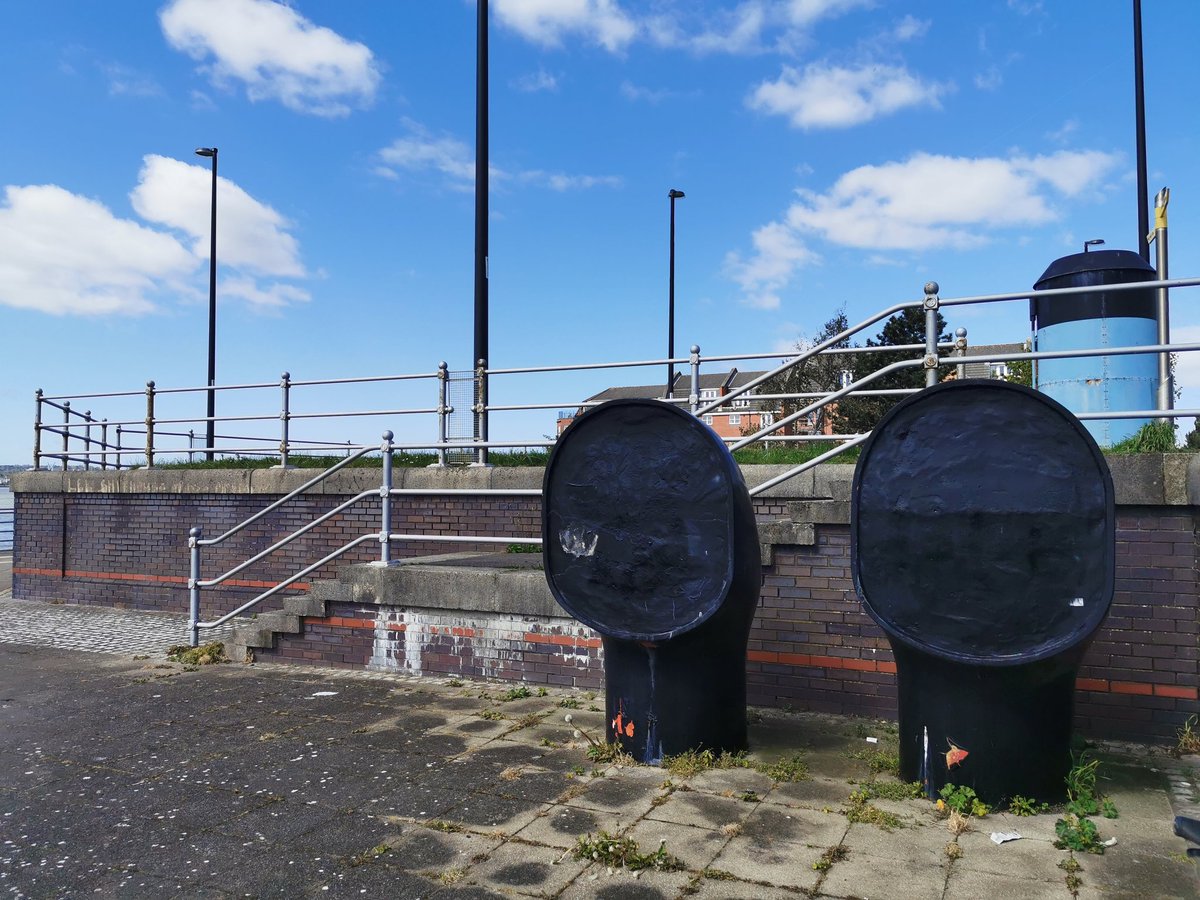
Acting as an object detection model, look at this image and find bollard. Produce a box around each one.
[689,345,701,413]
[543,399,762,763]
[923,282,940,388]
[851,381,1114,803]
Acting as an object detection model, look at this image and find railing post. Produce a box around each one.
[114,424,123,471]
[188,429,195,464]
[923,282,940,388]
[1152,187,1172,417]
[100,420,109,470]
[954,328,968,381]
[689,345,701,414]
[279,371,291,468]
[61,401,70,471]
[33,389,43,471]
[145,381,155,469]
[188,526,202,648]
[436,361,449,467]
[379,430,394,564]
[83,411,93,471]
[474,358,488,466]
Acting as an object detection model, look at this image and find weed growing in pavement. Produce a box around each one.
[846,789,902,830]
[165,642,227,665]
[499,686,533,701]
[849,746,900,777]
[938,783,990,817]
[425,820,464,834]
[758,753,810,783]
[944,841,963,860]
[1008,795,1051,817]
[1058,856,1083,892]
[856,780,922,801]
[1054,815,1105,854]
[1174,715,1200,756]
[558,698,582,709]
[573,832,682,872]
[479,709,503,721]
[812,846,848,871]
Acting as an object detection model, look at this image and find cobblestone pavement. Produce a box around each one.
[0,595,240,656]
[1,629,1197,899]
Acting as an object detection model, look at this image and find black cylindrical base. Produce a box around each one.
[892,642,1081,804]
[603,630,748,765]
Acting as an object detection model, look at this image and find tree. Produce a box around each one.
[758,310,857,435]
[835,307,949,434]
[1003,339,1033,387]
[1185,419,1200,450]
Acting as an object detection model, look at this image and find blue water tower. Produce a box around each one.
[1031,249,1158,447]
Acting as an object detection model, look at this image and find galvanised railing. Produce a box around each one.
[0,508,13,553]
[28,273,1200,644]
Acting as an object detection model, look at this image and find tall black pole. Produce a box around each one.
[474,0,489,463]
[1133,0,1149,261]
[667,189,684,399]
[195,147,219,461]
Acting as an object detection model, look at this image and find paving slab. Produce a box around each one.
[0,624,1197,900]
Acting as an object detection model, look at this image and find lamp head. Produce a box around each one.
[194,147,217,158]
[668,189,685,199]
[1083,238,1105,253]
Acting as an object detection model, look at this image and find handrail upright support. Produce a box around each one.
[689,345,701,414]
[188,527,202,647]
[436,361,449,467]
[61,401,70,471]
[474,358,489,466]
[145,381,155,469]
[100,420,109,470]
[33,389,43,471]
[279,372,291,468]
[115,424,123,471]
[954,328,968,381]
[83,411,93,471]
[923,283,941,388]
[379,431,394,564]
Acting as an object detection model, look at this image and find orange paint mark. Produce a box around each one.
[945,740,969,770]
[611,700,635,740]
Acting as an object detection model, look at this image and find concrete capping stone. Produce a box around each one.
[757,520,816,565]
[11,454,1199,508]
[787,500,851,525]
[330,561,560,618]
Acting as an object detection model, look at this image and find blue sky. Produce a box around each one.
[2,0,1199,464]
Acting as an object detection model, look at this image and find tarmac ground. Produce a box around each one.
[1,594,1198,899]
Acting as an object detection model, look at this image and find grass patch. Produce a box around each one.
[662,748,752,778]
[505,543,541,553]
[165,642,227,665]
[586,742,636,766]
[1109,421,1181,453]
[573,832,682,872]
[757,753,810,783]
[732,442,860,466]
[846,789,902,830]
[425,820,464,834]
[857,780,922,801]
[849,746,900,778]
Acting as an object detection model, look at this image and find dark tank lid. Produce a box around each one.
[851,381,1114,665]
[542,399,744,642]
[1034,249,1155,288]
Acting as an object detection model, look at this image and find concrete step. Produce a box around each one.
[220,593,325,664]
[282,594,326,617]
[254,611,302,635]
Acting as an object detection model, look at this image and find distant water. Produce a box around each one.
[0,486,11,510]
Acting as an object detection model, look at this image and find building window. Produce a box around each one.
[703,415,714,425]
[728,413,741,425]
[700,389,717,400]
[761,413,774,426]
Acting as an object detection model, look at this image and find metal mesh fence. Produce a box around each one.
[446,370,478,465]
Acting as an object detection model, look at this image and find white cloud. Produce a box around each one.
[510,68,559,93]
[159,0,380,117]
[0,158,309,317]
[726,149,1121,307]
[1045,118,1079,145]
[131,155,305,278]
[891,15,930,42]
[376,121,477,190]
[0,184,195,315]
[785,0,873,28]
[974,66,1003,91]
[724,221,819,310]
[492,0,637,52]
[748,62,949,129]
[375,121,621,194]
[102,63,165,98]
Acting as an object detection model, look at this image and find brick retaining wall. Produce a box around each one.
[10,459,1200,743]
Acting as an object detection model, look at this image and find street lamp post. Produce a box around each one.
[667,189,685,399]
[195,147,218,461]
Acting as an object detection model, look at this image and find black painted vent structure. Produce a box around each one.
[851,380,1115,803]
[543,399,762,764]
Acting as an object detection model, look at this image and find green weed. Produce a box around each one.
[573,832,681,872]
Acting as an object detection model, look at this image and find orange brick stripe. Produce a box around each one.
[523,632,603,650]
[13,567,310,592]
[749,649,897,674]
[1077,678,1197,700]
